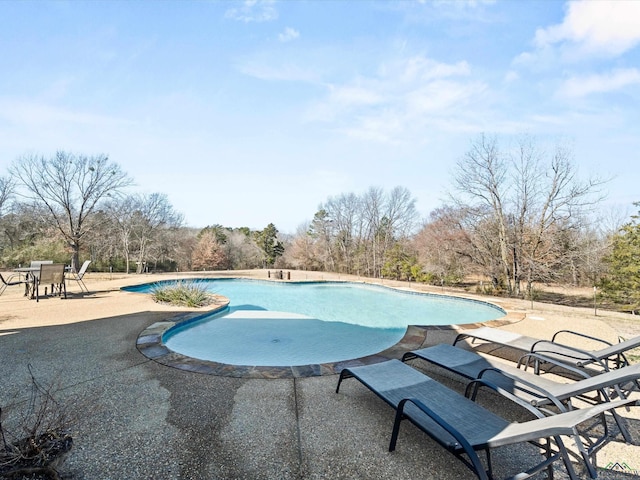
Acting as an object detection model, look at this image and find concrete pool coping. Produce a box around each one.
[135,279,519,378]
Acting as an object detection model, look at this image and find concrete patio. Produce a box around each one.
[1,270,638,479]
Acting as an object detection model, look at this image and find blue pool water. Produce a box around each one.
[127,279,505,366]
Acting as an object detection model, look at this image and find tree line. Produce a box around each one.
[1,140,638,311]
[0,151,282,274]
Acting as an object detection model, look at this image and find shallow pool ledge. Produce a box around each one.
[136,309,524,379]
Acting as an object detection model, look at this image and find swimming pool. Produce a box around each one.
[129,279,505,368]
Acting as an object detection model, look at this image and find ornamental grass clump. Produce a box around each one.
[150,280,213,308]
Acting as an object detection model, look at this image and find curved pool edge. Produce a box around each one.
[131,276,521,378]
[136,312,524,379]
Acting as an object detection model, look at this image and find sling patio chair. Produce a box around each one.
[29,260,53,268]
[453,326,640,375]
[35,263,67,302]
[69,260,91,293]
[402,343,640,445]
[336,359,635,480]
[0,272,26,296]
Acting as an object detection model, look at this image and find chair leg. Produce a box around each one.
[74,277,89,293]
[483,449,493,479]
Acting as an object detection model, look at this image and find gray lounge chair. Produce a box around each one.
[402,343,640,444]
[336,359,634,480]
[454,326,640,374]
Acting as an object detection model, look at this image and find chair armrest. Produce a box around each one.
[518,351,595,378]
[464,374,564,418]
[473,367,568,411]
[551,329,613,347]
[530,340,609,370]
[7,272,26,284]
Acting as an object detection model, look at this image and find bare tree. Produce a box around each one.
[284,221,320,270]
[290,186,417,278]
[225,229,262,269]
[324,192,360,274]
[105,193,183,273]
[380,186,418,261]
[169,227,198,271]
[361,187,385,277]
[10,152,132,270]
[452,134,513,290]
[0,176,15,216]
[131,193,183,273]
[105,195,137,273]
[413,206,475,285]
[451,134,606,296]
[307,209,336,271]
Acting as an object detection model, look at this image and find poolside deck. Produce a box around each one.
[1,270,639,479]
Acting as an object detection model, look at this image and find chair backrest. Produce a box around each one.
[30,260,53,268]
[596,336,640,358]
[77,260,92,277]
[39,263,65,284]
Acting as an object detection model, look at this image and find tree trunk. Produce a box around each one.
[70,242,80,272]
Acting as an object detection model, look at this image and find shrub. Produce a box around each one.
[150,280,213,307]
[1,368,76,480]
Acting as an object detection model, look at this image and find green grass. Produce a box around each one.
[150,280,214,307]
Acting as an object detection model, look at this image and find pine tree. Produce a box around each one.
[600,203,640,312]
[254,223,284,268]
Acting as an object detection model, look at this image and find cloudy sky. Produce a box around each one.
[1,0,639,233]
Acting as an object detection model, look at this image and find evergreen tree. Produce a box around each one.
[254,223,284,268]
[600,203,640,312]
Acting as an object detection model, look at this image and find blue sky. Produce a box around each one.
[1,0,639,233]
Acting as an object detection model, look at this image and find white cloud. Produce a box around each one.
[425,0,498,22]
[237,60,319,83]
[405,80,486,114]
[0,98,129,129]
[278,27,299,43]
[432,0,496,7]
[535,0,640,57]
[504,70,519,83]
[386,56,470,82]
[559,68,640,98]
[306,55,488,143]
[225,0,277,23]
[327,84,382,108]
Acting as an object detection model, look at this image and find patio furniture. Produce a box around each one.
[0,272,26,296]
[30,260,53,268]
[35,263,67,302]
[402,343,639,443]
[12,267,40,298]
[453,326,640,374]
[69,260,91,292]
[336,359,634,480]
